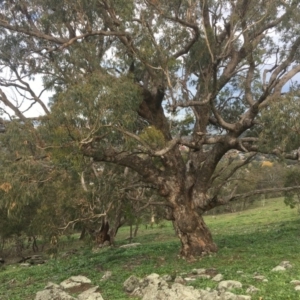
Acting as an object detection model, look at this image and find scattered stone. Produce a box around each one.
[212,274,224,282]
[174,276,186,284]
[100,271,112,281]
[161,274,173,282]
[246,285,260,294]
[146,273,160,281]
[235,295,251,300]
[123,275,141,293]
[198,274,211,279]
[35,287,75,300]
[272,261,292,272]
[131,287,144,298]
[124,273,250,300]
[290,280,300,285]
[184,277,196,282]
[253,275,267,282]
[271,266,286,272]
[295,286,300,291]
[192,268,206,275]
[45,282,60,289]
[142,282,201,300]
[236,271,244,274]
[218,280,243,291]
[35,276,103,300]
[78,286,104,300]
[60,276,92,290]
[20,263,31,267]
[279,261,292,269]
[119,243,141,248]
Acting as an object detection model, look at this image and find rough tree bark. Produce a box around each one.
[172,206,217,257]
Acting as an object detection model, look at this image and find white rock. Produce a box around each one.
[192,268,206,275]
[20,263,31,267]
[184,277,196,282]
[279,261,292,269]
[161,275,172,282]
[271,266,286,272]
[69,276,92,283]
[123,275,141,293]
[290,280,300,285]
[60,276,91,290]
[35,287,75,300]
[236,295,251,300]
[295,285,300,291]
[212,274,223,282]
[174,276,186,284]
[253,275,267,281]
[142,282,202,300]
[146,273,160,280]
[246,285,260,294]
[124,273,251,300]
[100,271,112,281]
[218,280,243,291]
[198,274,211,279]
[131,287,144,298]
[44,282,60,289]
[78,286,104,300]
[119,243,141,248]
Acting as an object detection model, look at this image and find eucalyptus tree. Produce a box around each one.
[0,119,86,246]
[1,0,300,257]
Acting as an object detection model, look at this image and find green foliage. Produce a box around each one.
[0,119,88,241]
[259,94,300,152]
[139,126,165,149]
[169,113,194,136]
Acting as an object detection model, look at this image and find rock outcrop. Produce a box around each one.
[123,273,251,300]
[35,276,103,300]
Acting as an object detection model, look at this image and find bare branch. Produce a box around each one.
[0,88,27,122]
[227,186,300,202]
[211,152,256,196]
[210,101,236,131]
[58,213,107,231]
[127,195,173,209]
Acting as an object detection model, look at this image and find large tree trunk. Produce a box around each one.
[172,206,217,258]
[95,220,111,245]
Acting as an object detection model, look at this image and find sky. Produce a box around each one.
[0,72,52,119]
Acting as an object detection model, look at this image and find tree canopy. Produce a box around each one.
[1,0,300,257]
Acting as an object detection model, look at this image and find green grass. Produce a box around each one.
[1,197,300,299]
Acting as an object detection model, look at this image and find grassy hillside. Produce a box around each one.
[1,197,300,299]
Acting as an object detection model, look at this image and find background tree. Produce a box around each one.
[1,0,300,258]
[284,167,300,213]
[0,117,159,249]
